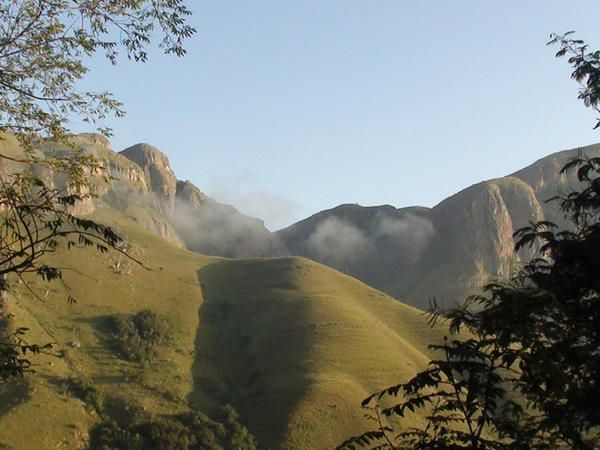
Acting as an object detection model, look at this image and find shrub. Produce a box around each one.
[109,310,168,362]
[66,376,105,415]
[89,405,257,450]
[89,420,144,450]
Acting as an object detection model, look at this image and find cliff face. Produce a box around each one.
[6,132,599,306]
[398,177,544,306]
[511,144,600,226]
[120,143,177,214]
[21,134,288,257]
[114,142,289,257]
[1,133,288,257]
[33,134,184,246]
[278,144,600,308]
[176,180,208,207]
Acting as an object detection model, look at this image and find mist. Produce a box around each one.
[303,211,435,273]
[205,178,300,231]
[306,216,375,269]
[374,212,434,263]
[170,197,289,258]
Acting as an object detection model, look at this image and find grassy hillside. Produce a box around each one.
[0,208,444,449]
[193,258,442,449]
[0,208,210,449]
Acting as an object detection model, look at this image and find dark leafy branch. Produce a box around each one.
[0,0,196,145]
[548,32,600,130]
[0,0,194,380]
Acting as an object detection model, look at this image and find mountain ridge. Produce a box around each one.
[28,134,600,307]
[278,143,600,307]
[16,133,290,258]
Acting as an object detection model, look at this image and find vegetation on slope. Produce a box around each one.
[109,310,169,363]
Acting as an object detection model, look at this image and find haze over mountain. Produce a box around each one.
[28,134,289,259]
[40,133,598,308]
[279,144,600,308]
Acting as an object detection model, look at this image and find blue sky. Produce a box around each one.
[79,1,600,230]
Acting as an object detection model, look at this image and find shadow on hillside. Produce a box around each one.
[74,314,113,334]
[0,379,31,418]
[189,260,314,449]
[71,314,125,362]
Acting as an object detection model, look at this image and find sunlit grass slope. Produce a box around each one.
[0,208,444,450]
[193,258,444,449]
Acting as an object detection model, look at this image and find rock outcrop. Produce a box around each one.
[12,132,600,294]
[34,134,185,245]
[47,138,284,257]
[114,142,291,257]
[3,133,287,255]
[120,143,177,213]
[176,180,208,207]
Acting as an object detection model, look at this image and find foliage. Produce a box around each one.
[336,321,527,450]
[0,0,195,142]
[548,32,600,130]
[0,0,194,379]
[109,309,168,362]
[338,33,600,450]
[337,164,600,450]
[0,150,124,291]
[66,375,105,415]
[0,323,55,380]
[220,404,259,450]
[0,136,137,379]
[89,405,258,450]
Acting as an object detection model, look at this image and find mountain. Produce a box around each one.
[26,134,289,258]
[278,144,600,308]
[1,133,598,449]
[171,179,289,258]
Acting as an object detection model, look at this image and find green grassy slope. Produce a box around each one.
[193,258,443,449]
[0,208,211,449]
[0,209,443,450]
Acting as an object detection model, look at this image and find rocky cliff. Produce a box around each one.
[1,133,288,258]
[278,144,600,308]
[120,143,178,214]
[170,178,289,257]
[116,143,288,258]
[6,132,598,305]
